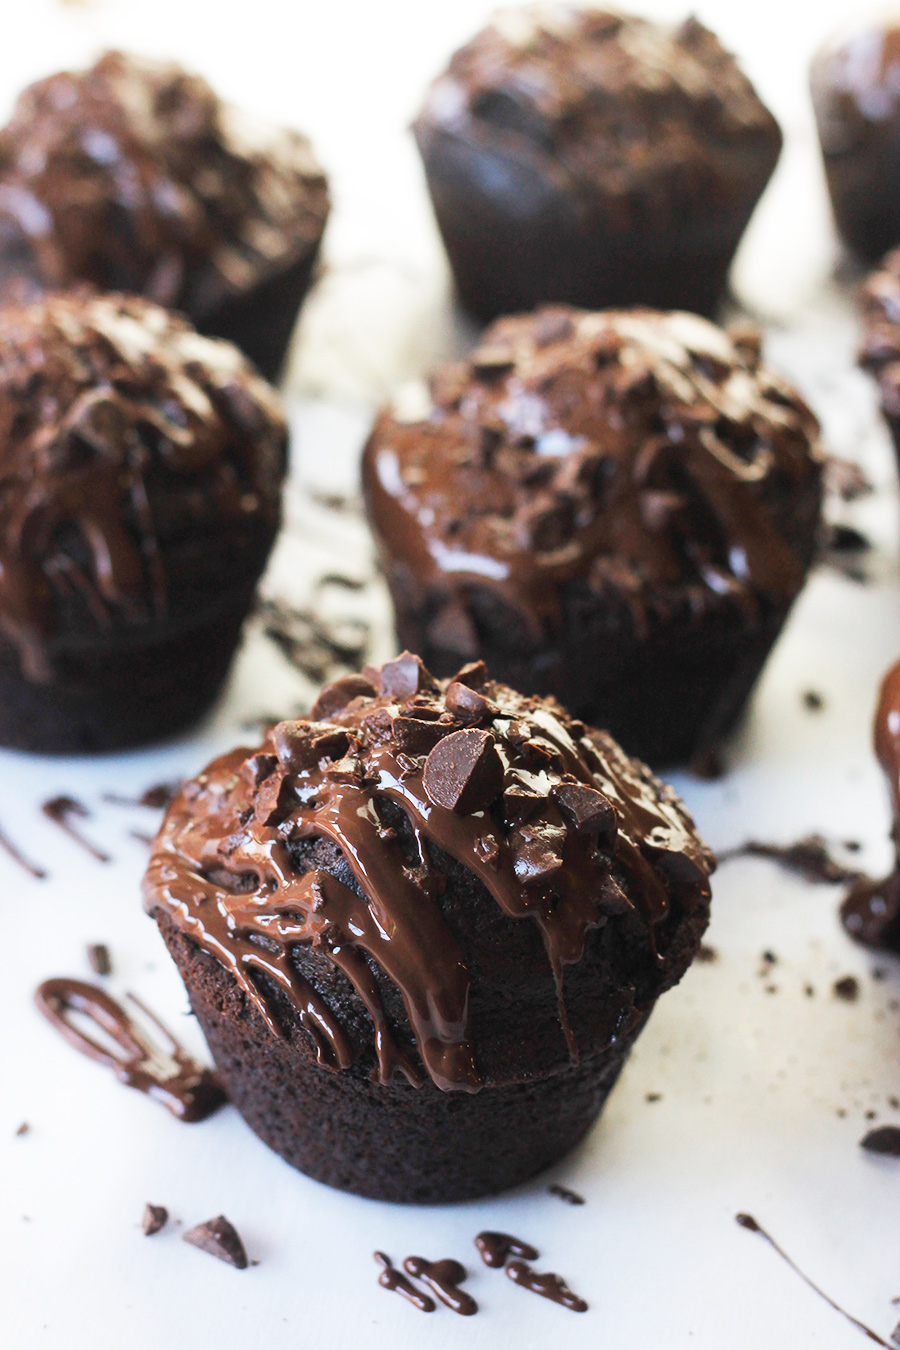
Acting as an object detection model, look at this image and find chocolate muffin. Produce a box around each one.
[0,51,329,382]
[413,7,782,322]
[144,653,714,1203]
[860,249,900,463]
[0,290,286,753]
[811,20,900,263]
[363,307,824,768]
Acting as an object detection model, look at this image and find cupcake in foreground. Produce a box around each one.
[144,654,714,1202]
[860,250,900,464]
[811,19,900,263]
[0,50,329,381]
[363,307,824,768]
[413,6,782,321]
[0,290,286,753]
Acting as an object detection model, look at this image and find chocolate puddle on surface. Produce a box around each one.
[34,978,225,1121]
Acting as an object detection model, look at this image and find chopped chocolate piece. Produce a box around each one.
[696,944,718,963]
[509,820,567,885]
[391,716,452,756]
[142,1204,169,1236]
[310,675,378,721]
[324,757,364,786]
[422,729,503,815]
[860,1126,900,1157]
[833,976,860,1003]
[645,1092,662,1103]
[86,944,112,977]
[552,784,616,844]
[380,652,436,700]
[451,660,488,690]
[254,772,294,828]
[183,1215,248,1268]
[474,1232,539,1268]
[445,681,493,723]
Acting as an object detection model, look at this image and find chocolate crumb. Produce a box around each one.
[833,975,860,1002]
[866,1110,877,1121]
[762,950,778,965]
[15,1122,29,1137]
[548,1183,585,1205]
[142,1204,168,1236]
[889,1097,900,1110]
[802,690,824,711]
[183,1215,248,1268]
[86,943,112,976]
[804,984,816,998]
[861,1125,900,1156]
[696,944,718,963]
[645,1092,662,1103]
[873,967,888,981]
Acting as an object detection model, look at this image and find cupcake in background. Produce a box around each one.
[860,248,900,466]
[0,50,330,382]
[414,6,782,322]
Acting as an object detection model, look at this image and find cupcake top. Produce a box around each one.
[144,653,714,1093]
[363,307,823,640]
[0,50,329,317]
[0,290,286,677]
[860,249,900,411]
[811,21,900,158]
[415,6,781,225]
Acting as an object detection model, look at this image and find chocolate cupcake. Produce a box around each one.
[811,20,900,263]
[413,7,782,321]
[0,51,329,382]
[860,249,900,463]
[363,307,824,768]
[144,654,714,1202]
[0,290,286,753]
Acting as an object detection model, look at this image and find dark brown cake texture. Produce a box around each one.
[144,653,714,1203]
[812,21,900,264]
[860,250,900,465]
[363,307,824,768]
[0,290,286,753]
[0,51,330,382]
[413,6,782,322]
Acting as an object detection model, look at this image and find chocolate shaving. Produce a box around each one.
[42,796,110,863]
[183,1215,248,1268]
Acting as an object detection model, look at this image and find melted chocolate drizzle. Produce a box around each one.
[403,1257,477,1315]
[736,1214,891,1346]
[374,1252,435,1312]
[103,782,182,810]
[548,1183,585,1205]
[475,1231,540,1268]
[144,656,713,1093]
[0,819,46,879]
[34,978,225,1121]
[506,1259,588,1313]
[720,834,865,886]
[42,796,109,863]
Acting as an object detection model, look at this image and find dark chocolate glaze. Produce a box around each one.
[475,1231,539,1268]
[506,1259,587,1313]
[0,291,286,679]
[374,1252,435,1312]
[34,977,225,1121]
[42,796,109,863]
[842,659,900,954]
[364,308,822,656]
[736,1214,891,1346]
[403,1257,477,1315]
[144,655,713,1092]
[0,51,329,324]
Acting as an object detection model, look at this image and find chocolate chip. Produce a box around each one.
[509,820,567,885]
[423,730,503,815]
[272,722,349,773]
[142,1204,168,1236]
[310,674,377,720]
[501,776,544,826]
[450,660,488,690]
[552,784,617,845]
[861,1126,900,1157]
[379,652,435,700]
[86,943,112,977]
[391,716,451,756]
[445,681,493,723]
[183,1215,248,1268]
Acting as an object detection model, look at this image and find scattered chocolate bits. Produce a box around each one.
[552,783,616,844]
[860,1126,900,1157]
[509,820,567,885]
[142,1204,169,1236]
[182,1215,248,1268]
[645,1092,663,1103]
[422,729,503,815]
[86,943,112,977]
[833,975,860,1002]
[548,1184,585,1205]
[310,674,377,720]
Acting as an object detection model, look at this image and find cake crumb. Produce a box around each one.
[86,943,112,976]
[833,975,860,1002]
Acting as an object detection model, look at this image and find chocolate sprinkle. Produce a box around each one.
[183,1215,248,1268]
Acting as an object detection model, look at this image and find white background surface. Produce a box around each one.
[4,1,900,1346]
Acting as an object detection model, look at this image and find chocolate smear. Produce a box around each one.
[103,782,182,810]
[719,835,864,885]
[374,1252,435,1312]
[258,597,369,686]
[861,1126,900,1157]
[42,796,110,863]
[34,979,225,1122]
[833,975,860,1002]
[0,821,46,879]
[142,1204,168,1236]
[475,1231,539,1268]
[506,1259,588,1312]
[736,1214,892,1345]
[403,1257,477,1315]
[86,944,112,977]
[422,729,503,814]
[548,1183,585,1205]
[183,1215,248,1268]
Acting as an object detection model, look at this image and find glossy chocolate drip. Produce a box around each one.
[506,1259,588,1313]
[736,1214,891,1346]
[42,796,109,863]
[842,659,900,954]
[0,291,286,678]
[34,977,225,1121]
[364,308,822,650]
[474,1231,539,1268]
[145,657,713,1092]
[403,1257,477,1315]
[374,1253,435,1312]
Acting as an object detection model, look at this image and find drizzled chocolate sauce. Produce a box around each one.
[258,597,369,687]
[843,659,900,953]
[736,1214,891,1346]
[0,820,46,879]
[41,797,109,863]
[548,1183,585,1205]
[103,782,182,810]
[475,1231,539,1268]
[720,834,864,886]
[374,1252,435,1312]
[506,1259,588,1312]
[34,978,225,1121]
[403,1257,477,1315]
